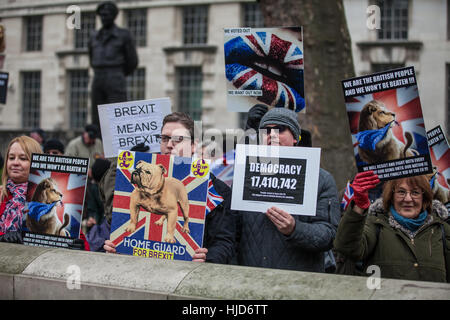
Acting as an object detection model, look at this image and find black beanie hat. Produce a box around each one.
[92,158,111,182]
[43,138,65,154]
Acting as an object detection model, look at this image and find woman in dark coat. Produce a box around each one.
[334,171,450,283]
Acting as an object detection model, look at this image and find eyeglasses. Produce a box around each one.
[261,125,289,135]
[394,189,423,199]
[156,134,191,145]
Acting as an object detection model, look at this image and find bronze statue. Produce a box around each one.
[88,1,138,128]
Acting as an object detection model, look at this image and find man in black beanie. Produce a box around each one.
[231,107,341,273]
[92,158,111,183]
[84,158,111,240]
[43,138,65,155]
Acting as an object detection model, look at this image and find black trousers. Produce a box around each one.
[91,69,127,128]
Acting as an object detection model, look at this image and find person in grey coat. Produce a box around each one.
[234,108,341,272]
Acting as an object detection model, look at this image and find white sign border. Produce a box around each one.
[231,144,321,216]
[98,97,172,158]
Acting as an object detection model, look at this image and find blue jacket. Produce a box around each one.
[235,168,341,272]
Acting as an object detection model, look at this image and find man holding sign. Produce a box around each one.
[233,108,340,272]
[101,112,236,264]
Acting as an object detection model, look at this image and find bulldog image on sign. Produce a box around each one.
[127,160,190,243]
[357,100,418,164]
[26,178,70,237]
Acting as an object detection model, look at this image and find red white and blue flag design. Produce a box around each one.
[211,149,235,187]
[346,86,429,167]
[110,152,209,261]
[427,126,450,205]
[26,170,86,238]
[206,180,224,215]
[224,28,305,112]
[340,181,354,211]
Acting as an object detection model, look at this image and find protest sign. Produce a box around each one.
[231,144,320,215]
[342,66,432,181]
[23,154,89,248]
[0,71,8,104]
[110,151,209,261]
[426,125,450,208]
[98,98,172,158]
[224,27,305,113]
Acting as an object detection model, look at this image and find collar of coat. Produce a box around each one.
[368,198,448,239]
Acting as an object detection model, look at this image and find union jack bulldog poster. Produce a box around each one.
[224,27,305,112]
[110,151,209,261]
[342,66,433,181]
[426,125,450,207]
[23,154,89,248]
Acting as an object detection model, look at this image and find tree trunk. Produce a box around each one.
[259,0,357,190]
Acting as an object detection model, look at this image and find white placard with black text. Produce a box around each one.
[98,98,172,158]
[231,144,320,215]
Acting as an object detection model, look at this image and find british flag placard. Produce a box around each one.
[427,126,450,206]
[24,154,89,247]
[110,151,209,261]
[224,27,305,112]
[342,66,432,181]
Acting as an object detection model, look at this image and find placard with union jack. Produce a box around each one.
[224,27,305,113]
[110,151,209,261]
[427,125,450,207]
[24,154,89,247]
[342,66,432,181]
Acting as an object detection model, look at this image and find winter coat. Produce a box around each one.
[204,174,236,264]
[334,198,450,283]
[235,168,341,272]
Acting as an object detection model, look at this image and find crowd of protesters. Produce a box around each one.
[0,104,449,284]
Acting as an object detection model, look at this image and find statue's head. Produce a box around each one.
[96,1,119,28]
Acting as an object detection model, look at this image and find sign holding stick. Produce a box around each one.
[98,98,172,158]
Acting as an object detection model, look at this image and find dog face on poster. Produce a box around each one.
[126,160,190,243]
[357,99,418,164]
[346,86,428,167]
[26,178,70,237]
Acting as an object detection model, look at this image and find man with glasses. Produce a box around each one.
[100,112,236,264]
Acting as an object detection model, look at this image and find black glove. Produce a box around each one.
[245,104,268,131]
[0,231,23,244]
[68,238,85,250]
[131,143,149,152]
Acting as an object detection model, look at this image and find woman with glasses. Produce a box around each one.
[334,171,450,282]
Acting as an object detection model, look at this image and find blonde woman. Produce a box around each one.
[0,136,41,242]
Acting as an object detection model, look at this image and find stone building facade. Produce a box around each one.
[0,0,448,152]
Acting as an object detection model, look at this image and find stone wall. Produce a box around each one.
[1,243,449,300]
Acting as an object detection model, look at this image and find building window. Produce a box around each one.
[377,0,409,40]
[74,12,96,49]
[242,2,265,28]
[22,71,41,128]
[126,9,147,47]
[25,16,43,51]
[68,70,89,129]
[127,68,146,101]
[182,6,208,45]
[371,63,405,73]
[176,67,202,121]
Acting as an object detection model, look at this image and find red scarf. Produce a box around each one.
[0,179,28,233]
